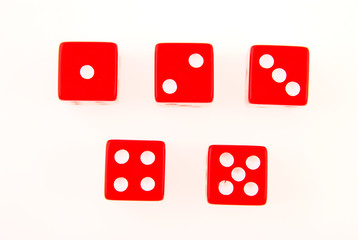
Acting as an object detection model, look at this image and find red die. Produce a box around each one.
[207,145,267,205]
[155,43,214,103]
[58,42,118,101]
[105,140,165,201]
[249,45,309,106]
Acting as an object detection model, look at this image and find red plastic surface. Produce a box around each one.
[58,42,118,101]
[155,43,214,103]
[249,45,309,105]
[105,140,165,201]
[207,145,267,205]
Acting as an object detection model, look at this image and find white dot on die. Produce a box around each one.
[141,151,155,165]
[246,155,261,170]
[231,167,246,182]
[162,79,177,94]
[244,182,259,196]
[219,152,234,167]
[80,65,95,79]
[259,54,274,69]
[272,68,287,83]
[114,150,129,164]
[189,53,204,68]
[141,177,155,191]
[286,81,301,96]
[114,177,128,192]
[218,180,234,195]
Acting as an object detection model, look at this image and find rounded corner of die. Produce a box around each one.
[154,91,167,103]
[107,93,118,102]
[155,43,164,51]
[248,95,256,105]
[104,195,117,201]
[256,200,267,206]
[58,91,63,100]
[209,85,214,98]
[107,138,118,144]
[297,97,308,106]
[250,45,261,52]
[261,146,268,152]
[154,95,162,103]
[154,91,159,101]
[206,194,217,205]
[58,41,67,49]
[58,90,68,101]
[261,147,268,160]
[205,43,214,50]
[302,46,310,53]
[260,196,268,206]
[104,189,113,201]
[208,145,216,152]
[58,96,66,101]
[108,41,118,47]
[106,139,115,149]
[58,42,68,56]
[157,194,165,201]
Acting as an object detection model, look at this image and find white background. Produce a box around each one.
[0,0,357,239]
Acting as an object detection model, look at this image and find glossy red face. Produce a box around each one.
[249,45,309,106]
[105,140,165,201]
[155,43,214,103]
[207,145,267,205]
[58,42,118,101]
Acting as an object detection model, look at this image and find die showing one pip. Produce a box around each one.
[105,140,165,201]
[58,42,118,101]
[155,43,214,103]
[207,145,267,205]
[249,45,309,105]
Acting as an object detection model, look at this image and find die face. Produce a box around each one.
[105,140,165,201]
[249,45,309,106]
[155,43,214,103]
[58,42,118,101]
[207,145,267,205]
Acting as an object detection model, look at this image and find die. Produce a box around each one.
[207,145,267,205]
[105,140,165,201]
[249,45,309,105]
[155,43,214,103]
[58,42,118,101]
